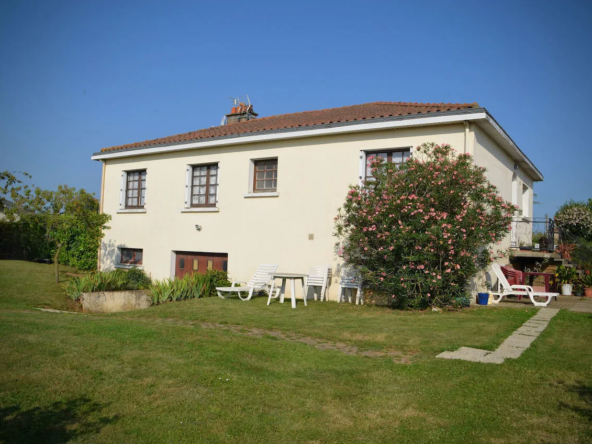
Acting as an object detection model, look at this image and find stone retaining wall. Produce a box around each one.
[81,290,152,313]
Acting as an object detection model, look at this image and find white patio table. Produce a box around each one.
[268,273,307,309]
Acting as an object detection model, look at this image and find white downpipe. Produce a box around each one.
[464,121,470,154]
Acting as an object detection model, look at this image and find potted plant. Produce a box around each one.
[573,280,583,297]
[556,265,577,296]
[582,272,592,297]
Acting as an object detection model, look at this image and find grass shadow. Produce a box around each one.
[0,397,119,443]
[558,381,592,422]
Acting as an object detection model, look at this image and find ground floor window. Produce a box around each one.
[120,248,143,265]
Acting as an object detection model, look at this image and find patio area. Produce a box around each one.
[496,295,592,313]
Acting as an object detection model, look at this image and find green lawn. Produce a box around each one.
[0,260,591,443]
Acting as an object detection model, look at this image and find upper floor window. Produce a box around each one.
[254,159,278,192]
[120,248,143,265]
[125,170,146,208]
[191,164,218,207]
[365,149,410,179]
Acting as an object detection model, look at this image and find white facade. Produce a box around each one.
[94,112,542,301]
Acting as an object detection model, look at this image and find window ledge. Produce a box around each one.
[244,192,279,198]
[115,264,144,269]
[117,209,146,214]
[181,207,219,213]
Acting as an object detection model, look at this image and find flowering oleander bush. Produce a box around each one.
[555,201,592,241]
[334,142,516,309]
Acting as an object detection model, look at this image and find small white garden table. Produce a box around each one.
[268,273,307,309]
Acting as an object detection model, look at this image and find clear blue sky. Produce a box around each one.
[1,0,591,218]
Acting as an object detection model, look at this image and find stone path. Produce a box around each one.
[123,317,415,364]
[437,308,559,364]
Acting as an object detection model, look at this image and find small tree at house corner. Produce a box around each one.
[2,175,111,282]
[334,142,516,309]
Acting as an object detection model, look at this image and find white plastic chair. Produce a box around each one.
[304,264,331,302]
[489,263,558,307]
[217,264,278,301]
[338,267,364,305]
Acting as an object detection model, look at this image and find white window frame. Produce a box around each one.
[244,157,279,198]
[182,163,220,212]
[114,246,144,269]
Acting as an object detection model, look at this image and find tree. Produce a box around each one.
[1,172,111,282]
[334,143,515,309]
[0,171,32,212]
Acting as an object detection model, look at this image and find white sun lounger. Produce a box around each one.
[216,264,278,301]
[489,263,558,307]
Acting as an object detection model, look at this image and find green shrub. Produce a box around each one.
[0,218,52,261]
[148,270,231,305]
[0,215,105,270]
[206,270,231,297]
[124,268,152,290]
[63,268,152,300]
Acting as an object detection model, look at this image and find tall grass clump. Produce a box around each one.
[63,268,152,300]
[149,270,231,305]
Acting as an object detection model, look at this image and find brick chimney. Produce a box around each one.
[225,104,258,124]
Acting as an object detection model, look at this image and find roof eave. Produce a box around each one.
[91,108,544,182]
[92,108,485,158]
[477,111,544,182]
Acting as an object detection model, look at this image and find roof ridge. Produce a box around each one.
[225,101,477,127]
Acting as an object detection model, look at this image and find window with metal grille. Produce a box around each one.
[120,248,143,265]
[191,164,218,207]
[125,170,146,208]
[253,159,278,192]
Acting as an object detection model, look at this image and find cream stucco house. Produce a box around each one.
[92,101,543,301]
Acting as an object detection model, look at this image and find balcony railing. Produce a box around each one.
[511,217,556,253]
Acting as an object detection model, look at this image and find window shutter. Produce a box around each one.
[143,170,147,206]
[119,171,127,210]
[215,164,220,204]
[358,151,366,185]
[185,166,191,208]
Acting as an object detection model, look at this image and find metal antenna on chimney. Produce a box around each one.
[246,95,251,106]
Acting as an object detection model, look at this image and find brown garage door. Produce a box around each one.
[175,252,228,278]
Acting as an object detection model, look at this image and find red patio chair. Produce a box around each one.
[501,266,524,300]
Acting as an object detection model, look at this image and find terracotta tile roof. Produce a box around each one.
[100,101,480,152]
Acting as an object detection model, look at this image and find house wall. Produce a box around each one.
[472,124,534,253]
[99,122,536,301]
